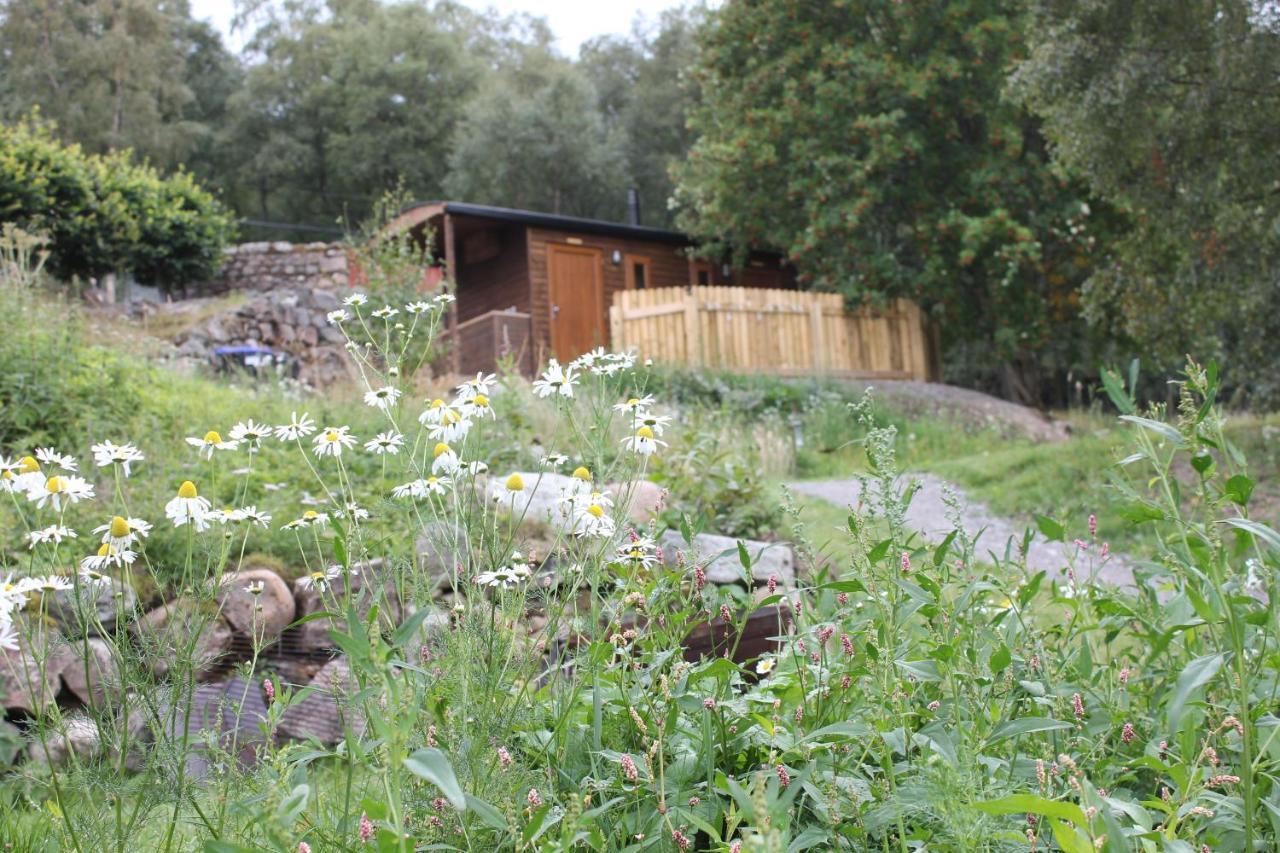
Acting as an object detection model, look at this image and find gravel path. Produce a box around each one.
[788,474,1135,588]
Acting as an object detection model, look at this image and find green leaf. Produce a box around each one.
[894,658,940,682]
[867,539,892,563]
[989,644,1012,674]
[404,748,466,810]
[464,795,507,832]
[975,794,1087,827]
[203,844,259,853]
[1223,517,1280,552]
[1166,653,1225,733]
[1119,415,1185,446]
[737,540,752,572]
[1116,501,1164,524]
[1224,474,1255,507]
[986,717,1072,744]
[1034,515,1064,543]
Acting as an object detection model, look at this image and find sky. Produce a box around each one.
[195,0,686,56]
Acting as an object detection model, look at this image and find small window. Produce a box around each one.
[697,269,711,286]
[690,261,714,287]
[625,254,651,290]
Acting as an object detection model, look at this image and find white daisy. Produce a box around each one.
[364,431,405,455]
[494,473,527,505]
[90,441,145,476]
[541,453,568,468]
[363,386,403,411]
[80,543,137,571]
[28,474,94,510]
[313,426,357,458]
[244,580,266,595]
[333,501,370,521]
[27,575,73,594]
[238,506,273,528]
[281,510,329,531]
[35,447,77,471]
[756,657,776,676]
[565,466,594,496]
[371,305,399,320]
[475,568,526,589]
[295,565,343,592]
[571,347,609,369]
[0,622,17,653]
[26,525,77,549]
[459,461,489,477]
[570,502,615,538]
[165,481,212,531]
[635,411,672,436]
[186,430,239,459]
[615,537,660,569]
[532,359,578,399]
[621,426,667,456]
[418,398,450,425]
[455,372,496,402]
[229,420,272,451]
[327,309,350,324]
[7,456,44,494]
[208,507,246,525]
[431,443,460,475]
[92,516,151,550]
[433,292,456,306]
[343,293,369,307]
[426,415,471,444]
[275,411,317,441]
[614,396,655,413]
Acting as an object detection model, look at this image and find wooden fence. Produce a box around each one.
[609,286,937,381]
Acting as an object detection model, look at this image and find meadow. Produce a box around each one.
[0,233,1277,852]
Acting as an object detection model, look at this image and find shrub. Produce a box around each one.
[0,117,234,289]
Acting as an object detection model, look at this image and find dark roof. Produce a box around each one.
[402,201,693,246]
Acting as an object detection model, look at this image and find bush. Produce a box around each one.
[0,117,234,290]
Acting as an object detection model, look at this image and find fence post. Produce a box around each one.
[683,288,702,366]
[809,301,826,373]
[609,304,624,353]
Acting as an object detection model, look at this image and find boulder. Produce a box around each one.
[607,480,665,526]
[483,472,575,526]
[0,625,66,713]
[0,719,21,767]
[28,712,100,765]
[416,521,468,589]
[47,578,137,637]
[290,563,401,653]
[166,677,270,781]
[54,637,120,705]
[278,656,363,744]
[658,530,796,588]
[217,568,296,645]
[134,600,234,679]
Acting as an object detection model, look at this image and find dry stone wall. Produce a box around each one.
[199,242,351,296]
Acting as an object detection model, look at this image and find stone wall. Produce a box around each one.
[199,241,350,296]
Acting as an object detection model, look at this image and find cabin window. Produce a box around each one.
[690,261,714,287]
[625,255,651,290]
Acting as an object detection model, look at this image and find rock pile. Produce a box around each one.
[199,242,350,297]
[173,287,354,386]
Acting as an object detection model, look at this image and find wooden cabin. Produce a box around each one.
[388,201,797,374]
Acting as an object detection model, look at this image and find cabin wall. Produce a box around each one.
[455,224,529,323]
[525,226,794,355]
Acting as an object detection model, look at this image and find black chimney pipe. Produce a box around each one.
[626,187,642,226]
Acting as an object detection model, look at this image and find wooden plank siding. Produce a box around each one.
[455,224,530,323]
[611,287,937,382]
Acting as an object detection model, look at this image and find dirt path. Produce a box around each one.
[788,474,1135,588]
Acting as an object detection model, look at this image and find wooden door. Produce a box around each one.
[547,243,604,360]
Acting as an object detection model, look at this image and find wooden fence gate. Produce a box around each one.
[609,286,937,381]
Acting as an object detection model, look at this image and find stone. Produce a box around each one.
[299,325,319,346]
[28,712,100,765]
[0,719,21,767]
[320,255,347,273]
[54,637,120,705]
[47,578,137,637]
[278,657,363,744]
[166,677,270,780]
[290,563,402,653]
[607,480,666,525]
[416,521,468,589]
[217,568,296,645]
[134,600,234,679]
[483,472,576,526]
[0,624,66,713]
[658,530,796,588]
[312,289,341,310]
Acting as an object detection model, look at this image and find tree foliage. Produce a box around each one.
[1011,0,1280,404]
[674,0,1118,401]
[0,119,234,288]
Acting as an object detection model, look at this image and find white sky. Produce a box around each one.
[192,0,686,56]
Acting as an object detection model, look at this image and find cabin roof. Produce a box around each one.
[396,200,692,246]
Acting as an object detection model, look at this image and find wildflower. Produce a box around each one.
[425,408,471,443]
[166,481,211,531]
[229,506,268,529]
[756,657,776,676]
[371,305,399,320]
[0,622,17,653]
[363,386,402,411]
[1218,715,1244,736]
[900,551,911,573]
[35,447,77,471]
[776,764,791,789]
[621,425,666,456]
[343,293,368,307]
[275,412,317,441]
[462,393,495,420]
[359,813,374,843]
[1122,723,1136,743]
[570,502,615,538]
[620,753,639,781]
[186,430,239,458]
[455,372,496,401]
[616,538,659,569]
[263,679,275,704]
[540,453,568,468]
[526,788,542,807]
[671,830,692,850]
[497,746,513,768]
[295,565,342,592]
[474,567,526,589]
[1073,538,1089,550]
[229,420,272,451]
[703,698,716,710]
[245,580,265,596]
[404,300,431,315]
[1187,806,1214,819]
[313,426,357,458]
[495,473,527,504]
[532,359,577,398]
[1100,542,1110,559]
[27,525,77,548]
[80,542,137,572]
[282,510,329,531]
[29,474,94,510]
[327,309,350,324]
[458,460,488,477]
[28,575,73,594]
[431,442,459,475]
[841,634,854,657]
[1072,693,1085,719]
[1201,746,1219,765]
[614,395,654,413]
[729,842,742,853]
[208,507,246,525]
[1207,774,1240,787]
[1118,667,1131,685]
[1088,513,1098,538]
[90,441,144,476]
[364,431,405,455]
[635,410,672,436]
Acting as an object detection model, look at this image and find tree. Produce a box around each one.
[0,0,206,170]
[673,0,1114,402]
[1011,1,1280,405]
[444,56,628,220]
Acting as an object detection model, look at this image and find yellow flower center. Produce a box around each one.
[109,516,131,538]
[430,398,445,409]
[505,473,525,492]
[427,476,438,485]
[442,410,459,424]
[473,394,489,407]
[45,476,65,493]
[178,480,198,499]
[572,466,591,481]
[203,430,222,444]
[303,510,319,520]
[587,504,604,518]
[1,471,11,481]
[324,430,339,442]
[310,571,324,580]
[19,456,39,473]
[97,542,113,557]
[636,426,655,440]
[627,397,640,406]
[433,442,451,458]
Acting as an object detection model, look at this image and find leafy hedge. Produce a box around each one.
[0,118,234,289]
